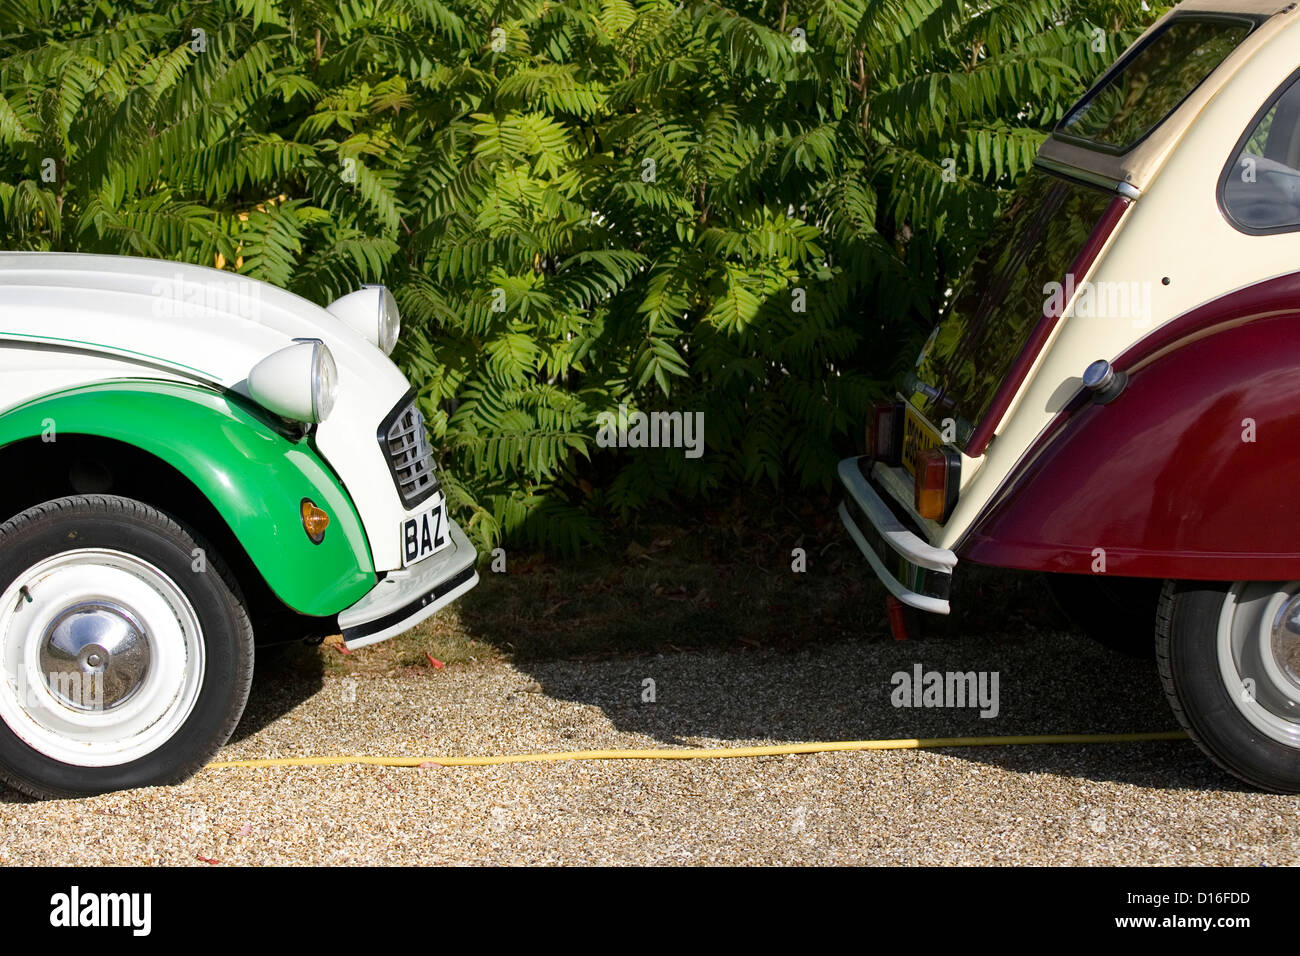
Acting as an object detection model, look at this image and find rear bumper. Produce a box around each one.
[337,516,479,649]
[836,456,957,614]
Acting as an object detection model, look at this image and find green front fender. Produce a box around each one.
[0,380,376,616]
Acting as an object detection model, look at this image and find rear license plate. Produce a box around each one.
[901,406,941,477]
[401,495,450,566]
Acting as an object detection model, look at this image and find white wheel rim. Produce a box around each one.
[1217,582,1300,747]
[0,549,204,767]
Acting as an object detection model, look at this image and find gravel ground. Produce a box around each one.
[0,629,1296,865]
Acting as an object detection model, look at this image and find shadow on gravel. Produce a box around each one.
[457,561,1250,794]
[230,643,326,743]
[515,632,1245,792]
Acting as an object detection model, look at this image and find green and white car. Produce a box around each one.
[0,252,478,798]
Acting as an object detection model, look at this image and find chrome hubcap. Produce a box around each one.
[38,602,151,711]
[1270,596,1300,690]
[0,549,205,767]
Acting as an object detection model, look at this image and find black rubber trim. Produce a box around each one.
[340,563,476,642]
[938,443,961,523]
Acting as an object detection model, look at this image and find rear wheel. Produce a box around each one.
[1157,580,1300,793]
[0,496,253,798]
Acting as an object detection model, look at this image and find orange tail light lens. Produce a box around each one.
[914,447,960,522]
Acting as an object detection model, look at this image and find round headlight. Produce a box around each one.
[325,285,401,355]
[312,341,338,421]
[378,286,400,355]
[247,340,339,424]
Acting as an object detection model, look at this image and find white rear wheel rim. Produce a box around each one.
[1217,582,1300,747]
[0,549,204,767]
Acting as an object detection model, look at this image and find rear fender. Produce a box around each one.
[961,271,1300,579]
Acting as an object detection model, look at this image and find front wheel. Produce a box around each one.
[1157,580,1300,792]
[0,496,253,798]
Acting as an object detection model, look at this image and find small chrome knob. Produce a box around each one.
[1082,359,1126,404]
[1082,359,1113,390]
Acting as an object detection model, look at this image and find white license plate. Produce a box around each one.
[401,496,451,566]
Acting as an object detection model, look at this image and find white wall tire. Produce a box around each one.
[0,496,253,798]
[1157,580,1300,793]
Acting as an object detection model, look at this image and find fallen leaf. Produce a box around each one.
[418,761,441,768]
[236,824,252,837]
[425,652,444,670]
[196,854,221,865]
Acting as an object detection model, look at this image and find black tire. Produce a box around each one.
[1156,580,1300,793]
[0,495,253,799]
[1044,573,1160,657]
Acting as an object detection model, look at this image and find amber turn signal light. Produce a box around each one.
[301,499,330,544]
[914,447,960,522]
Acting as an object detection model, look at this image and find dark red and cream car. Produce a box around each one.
[839,0,1300,791]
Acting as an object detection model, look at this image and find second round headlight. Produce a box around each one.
[247,339,339,424]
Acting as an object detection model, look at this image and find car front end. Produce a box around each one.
[0,251,479,651]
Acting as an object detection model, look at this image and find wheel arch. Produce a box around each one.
[0,381,375,619]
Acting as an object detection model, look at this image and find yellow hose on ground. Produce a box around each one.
[206,730,1189,769]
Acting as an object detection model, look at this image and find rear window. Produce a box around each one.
[904,170,1115,446]
[1057,16,1253,153]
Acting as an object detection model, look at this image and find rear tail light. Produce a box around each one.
[914,446,961,522]
[866,401,904,465]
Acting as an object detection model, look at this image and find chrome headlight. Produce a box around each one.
[325,285,400,355]
[247,339,338,424]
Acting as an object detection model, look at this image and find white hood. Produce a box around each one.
[0,252,423,571]
[0,251,410,402]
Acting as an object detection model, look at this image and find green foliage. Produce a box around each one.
[0,0,1162,553]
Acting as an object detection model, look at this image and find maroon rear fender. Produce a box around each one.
[960,270,1300,579]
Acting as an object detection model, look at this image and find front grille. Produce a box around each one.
[379,395,440,508]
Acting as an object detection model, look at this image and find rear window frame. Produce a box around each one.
[1217,64,1300,237]
[1054,12,1261,156]
[904,167,1119,448]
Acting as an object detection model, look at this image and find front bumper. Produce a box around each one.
[836,456,957,614]
[337,515,479,649]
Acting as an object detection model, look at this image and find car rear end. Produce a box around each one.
[838,0,1287,614]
